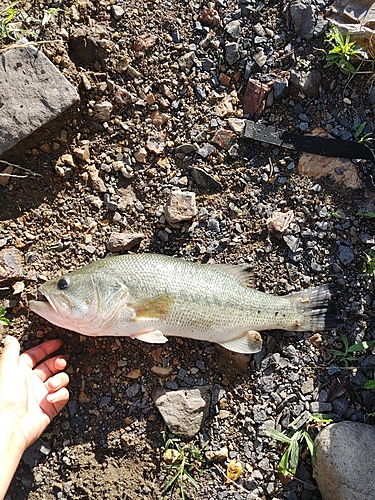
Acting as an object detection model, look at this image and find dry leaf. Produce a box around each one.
[225,460,243,483]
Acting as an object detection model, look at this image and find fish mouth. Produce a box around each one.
[29,289,72,319]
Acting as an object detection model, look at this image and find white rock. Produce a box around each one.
[152,386,211,439]
[314,421,375,500]
[164,190,198,225]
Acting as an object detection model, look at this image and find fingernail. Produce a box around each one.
[3,335,11,346]
[51,376,61,389]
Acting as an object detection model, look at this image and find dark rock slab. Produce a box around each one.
[0,43,79,155]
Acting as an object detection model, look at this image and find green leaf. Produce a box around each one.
[278,447,292,475]
[365,380,375,390]
[348,340,375,352]
[289,439,300,475]
[264,429,292,444]
[303,431,316,464]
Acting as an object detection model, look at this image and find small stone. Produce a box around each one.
[253,49,267,68]
[94,101,113,121]
[134,148,148,163]
[338,245,354,265]
[146,131,166,154]
[149,110,169,128]
[111,5,124,20]
[290,70,321,98]
[164,190,198,225]
[211,129,235,150]
[214,96,234,118]
[73,143,90,161]
[205,447,228,462]
[227,118,245,135]
[0,247,23,284]
[243,79,272,120]
[190,166,223,192]
[106,232,145,252]
[134,33,158,53]
[178,51,196,72]
[87,165,106,192]
[267,210,294,237]
[225,20,241,39]
[218,73,231,86]
[225,42,240,65]
[199,7,220,27]
[152,386,211,439]
[151,366,173,376]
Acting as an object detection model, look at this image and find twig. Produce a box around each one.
[0,161,42,177]
[0,39,61,54]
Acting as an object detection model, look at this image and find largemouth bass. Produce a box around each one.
[29,253,337,354]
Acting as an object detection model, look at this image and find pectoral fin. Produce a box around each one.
[217,330,263,354]
[132,294,174,321]
[131,330,168,343]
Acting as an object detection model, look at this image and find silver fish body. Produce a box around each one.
[29,253,337,353]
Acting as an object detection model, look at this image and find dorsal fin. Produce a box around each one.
[209,263,252,284]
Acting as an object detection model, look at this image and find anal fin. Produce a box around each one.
[131,329,168,344]
[217,330,262,354]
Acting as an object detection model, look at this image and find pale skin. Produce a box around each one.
[0,336,69,500]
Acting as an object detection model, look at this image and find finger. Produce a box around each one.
[45,372,69,393]
[45,387,70,418]
[19,339,63,369]
[0,336,20,370]
[33,356,67,383]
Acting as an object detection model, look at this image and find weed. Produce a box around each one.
[358,209,375,218]
[354,122,374,143]
[364,374,375,390]
[362,249,375,278]
[329,334,375,366]
[324,26,366,74]
[162,432,207,499]
[0,1,19,41]
[264,413,333,476]
[0,306,10,326]
[330,211,341,219]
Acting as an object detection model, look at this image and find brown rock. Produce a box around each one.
[211,129,236,150]
[106,232,145,252]
[146,131,166,154]
[298,128,362,189]
[0,247,23,284]
[266,210,295,238]
[134,33,158,53]
[199,7,220,27]
[150,110,169,128]
[218,73,231,86]
[243,79,272,120]
[214,95,234,118]
[73,143,90,162]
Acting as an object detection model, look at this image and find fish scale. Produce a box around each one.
[29,253,338,354]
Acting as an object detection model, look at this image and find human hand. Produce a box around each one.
[0,336,69,452]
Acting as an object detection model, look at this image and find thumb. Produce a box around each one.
[0,336,20,370]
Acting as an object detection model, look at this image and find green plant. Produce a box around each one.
[362,249,375,278]
[162,432,207,499]
[354,122,374,143]
[365,374,375,390]
[0,306,10,326]
[324,26,366,74]
[264,413,333,476]
[358,209,375,218]
[0,1,19,41]
[329,334,375,366]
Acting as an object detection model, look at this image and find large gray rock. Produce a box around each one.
[152,386,211,439]
[0,43,79,155]
[314,421,375,500]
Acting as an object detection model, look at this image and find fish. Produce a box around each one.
[29,253,337,354]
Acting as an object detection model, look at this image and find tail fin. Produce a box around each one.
[289,284,339,332]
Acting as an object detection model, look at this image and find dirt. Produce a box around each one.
[2,0,375,498]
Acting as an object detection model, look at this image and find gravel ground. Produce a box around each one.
[1,0,375,499]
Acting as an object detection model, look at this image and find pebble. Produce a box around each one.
[164,190,198,225]
[152,386,211,439]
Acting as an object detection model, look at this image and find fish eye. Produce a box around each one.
[57,277,70,290]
